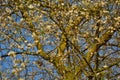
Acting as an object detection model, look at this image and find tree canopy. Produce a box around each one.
[0,0,120,80]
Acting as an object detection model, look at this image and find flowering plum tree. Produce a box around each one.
[0,0,120,80]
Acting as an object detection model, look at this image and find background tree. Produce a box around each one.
[0,0,120,80]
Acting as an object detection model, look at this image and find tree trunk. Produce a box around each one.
[62,72,77,80]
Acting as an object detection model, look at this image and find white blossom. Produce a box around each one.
[103,10,109,13]
[24,40,28,43]
[21,63,26,68]
[34,40,39,44]
[5,7,11,13]
[18,45,23,49]
[81,11,85,15]
[27,43,33,47]
[99,27,104,31]
[28,4,34,9]
[8,51,16,57]
[32,32,36,37]
[61,3,64,6]
[20,18,24,22]
[37,50,42,53]
[0,57,2,61]
[12,69,16,74]
[114,17,120,21]
[18,78,24,80]
[103,65,108,68]
[96,73,100,76]
[46,25,51,29]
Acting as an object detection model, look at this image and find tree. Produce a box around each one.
[0,0,120,80]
